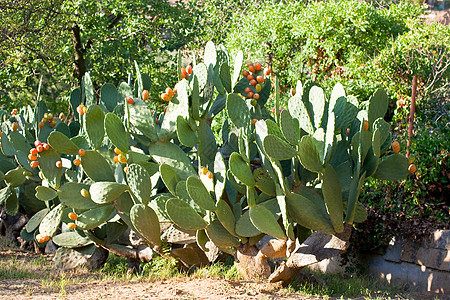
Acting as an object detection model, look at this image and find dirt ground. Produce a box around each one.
[0,247,324,300]
[0,277,326,300]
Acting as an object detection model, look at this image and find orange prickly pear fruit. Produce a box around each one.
[30,161,39,168]
[202,167,208,175]
[242,70,250,78]
[181,68,187,79]
[392,141,400,153]
[142,90,149,101]
[254,62,262,71]
[166,87,175,97]
[80,189,89,198]
[256,76,264,83]
[78,149,86,156]
[363,121,369,131]
[408,164,416,174]
[12,122,18,131]
[68,212,78,220]
[55,161,62,168]
[67,223,77,230]
[186,65,193,75]
[73,158,82,166]
[118,153,127,164]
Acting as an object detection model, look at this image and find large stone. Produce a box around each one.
[384,235,402,263]
[424,248,450,272]
[428,230,450,250]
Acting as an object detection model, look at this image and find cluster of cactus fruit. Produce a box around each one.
[0,41,414,276]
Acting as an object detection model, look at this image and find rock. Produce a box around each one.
[44,240,58,254]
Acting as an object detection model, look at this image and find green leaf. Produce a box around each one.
[148,142,195,180]
[81,150,115,182]
[298,135,323,173]
[176,116,198,147]
[206,220,240,248]
[47,131,79,155]
[229,152,255,187]
[37,148,63,189]
[368,89,389,126]
[126,163,152,205]
[105,113,128,154]
[58,182,98,210]
[26,208,49,233]
[263,134,298,160]
[39,203,64,236]
[35,186,57,201]
[165,198,207,231]
[90,182,129,204]
[249,205,285,239]
[215,199,236,236]
[76,204,115,230]
[85,105,105,150]
[131,204,161,246]
[322,164,344,233]
[186,176,216,211]
[227,93,250,134]
[372,154,409,181]
[4,167,26,188]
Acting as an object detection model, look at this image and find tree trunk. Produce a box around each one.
[71,22,86,86]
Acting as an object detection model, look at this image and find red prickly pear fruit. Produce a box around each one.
[126,96,135,104]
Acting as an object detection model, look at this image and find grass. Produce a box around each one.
[284,268,414,300]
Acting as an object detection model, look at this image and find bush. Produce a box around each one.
[225,0,425,97]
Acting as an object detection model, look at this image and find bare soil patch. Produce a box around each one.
[0,275,322,300]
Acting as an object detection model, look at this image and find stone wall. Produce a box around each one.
[309,229,450,294]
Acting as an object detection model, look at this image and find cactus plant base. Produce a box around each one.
[269,224,352,285]
[234,244,271,280]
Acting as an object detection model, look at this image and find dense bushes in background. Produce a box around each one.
[0,0,200,112]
